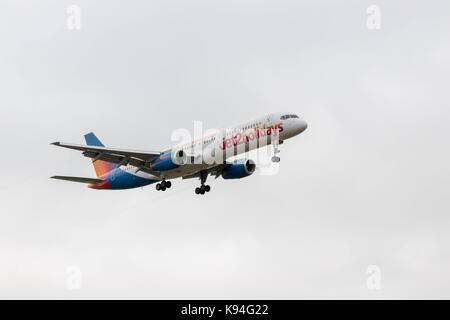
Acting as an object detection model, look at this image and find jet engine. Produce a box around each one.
[221,159,256,179]
[151,149,187,171]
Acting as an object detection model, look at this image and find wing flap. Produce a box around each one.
[81,150,145,167]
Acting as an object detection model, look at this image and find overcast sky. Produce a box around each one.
[1,0,450,299]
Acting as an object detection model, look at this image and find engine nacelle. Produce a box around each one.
[152,149,186,171]
[221,159,256,179]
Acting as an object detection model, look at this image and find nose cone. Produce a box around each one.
[295,119,308,134]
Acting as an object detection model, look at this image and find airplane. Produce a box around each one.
[51,112,307,195]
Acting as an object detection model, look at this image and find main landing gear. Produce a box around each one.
[195,185,210,195]
[156,179,171,191]
[195,170,211,195]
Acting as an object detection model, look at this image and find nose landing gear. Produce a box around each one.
[156,179,171,191]
[271,140,281,163]
[195,170,211,195]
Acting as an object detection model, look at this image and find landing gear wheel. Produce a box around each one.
[160,185,166,191]
[271,156,280,163]
[195,170,210,195]
[166,181,172,188]
[156,183,161,191]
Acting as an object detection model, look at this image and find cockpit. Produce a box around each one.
[280,114,299,120]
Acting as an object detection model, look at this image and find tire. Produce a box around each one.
[200,189,205,195]
[161,185,166,191]
[200,185,205,193]
[156,183,161,191]
[161,180,166,188]
[205,185,210,192]
[166,181,171,188]
[195,187,200,194]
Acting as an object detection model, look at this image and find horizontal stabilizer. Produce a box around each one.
[51,176,104,184]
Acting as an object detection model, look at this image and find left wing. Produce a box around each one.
[51,142,162,173]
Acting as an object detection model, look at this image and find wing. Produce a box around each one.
[51,142,161,173]
[51,175,104,184]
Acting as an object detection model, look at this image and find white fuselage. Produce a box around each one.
[122,112,307,180]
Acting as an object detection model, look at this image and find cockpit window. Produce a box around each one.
[280,114,299,120]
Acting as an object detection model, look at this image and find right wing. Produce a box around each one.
[51,176,104,184]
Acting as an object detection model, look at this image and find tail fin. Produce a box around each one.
[84,132,115,178]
